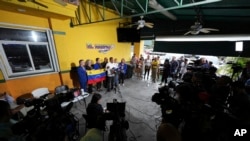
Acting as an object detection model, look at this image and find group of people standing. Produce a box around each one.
[77,57,128,93]
[130,53,161,82]
[130,54,190,85]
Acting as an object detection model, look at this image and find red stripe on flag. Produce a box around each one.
[88,76,106,84]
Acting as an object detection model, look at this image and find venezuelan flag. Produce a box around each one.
[87,69,106,84]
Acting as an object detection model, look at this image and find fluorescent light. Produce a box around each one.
[235,41,243,52]
[155,35,250,42]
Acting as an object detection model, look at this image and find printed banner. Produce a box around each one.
[86,43,115,54]
[87,69,106,84]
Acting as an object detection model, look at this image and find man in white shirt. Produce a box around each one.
[113,58,119,86]
[144,55,151,80]
[105,57,116,92]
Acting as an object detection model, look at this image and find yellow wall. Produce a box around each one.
[134,41,144,58]
[0,5,132,98]
[51,18,131,71]
[0,9,50,28]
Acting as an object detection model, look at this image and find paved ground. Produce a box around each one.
[71,76,164,141]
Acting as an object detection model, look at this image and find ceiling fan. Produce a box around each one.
[184,21,219,35]
[18,0,48,8]
[184,0,219,35]
[128,16,154,30]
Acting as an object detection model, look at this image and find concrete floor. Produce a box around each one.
[70,76,163,141]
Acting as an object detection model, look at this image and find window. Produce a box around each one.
[0,25,59,79]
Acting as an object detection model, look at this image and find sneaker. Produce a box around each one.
[159,83,162,85]
[122,84,124,86]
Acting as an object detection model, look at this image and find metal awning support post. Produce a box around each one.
[174,0,183,6]
[135,0,145,13]
[120,0,124,17]
[75,7,81,24]
[103,0,105,20]
[111,0,121,16]
[80,1,91,23]
[93,0,104,20]
[88,0,91,22]
[145,0,149,13]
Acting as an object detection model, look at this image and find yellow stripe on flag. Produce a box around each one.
[86,69,105,75]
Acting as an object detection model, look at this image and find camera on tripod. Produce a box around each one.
[105,99,129,141]
[106,99,126,118]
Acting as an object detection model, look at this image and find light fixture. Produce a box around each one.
[155,35,250,42]
[235,41,243,52]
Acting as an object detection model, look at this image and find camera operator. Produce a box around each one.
[0,100,26,141]
[86,93,104,129]
[209,75,232,112]
[80,116,106,141]
[157,122,181,141]
[175,81,214,141]
[229,81,250,124]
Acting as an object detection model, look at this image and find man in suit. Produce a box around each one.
[77,59,88,92]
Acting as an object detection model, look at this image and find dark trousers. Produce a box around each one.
[96,82,102,90]
[88,84,93,93]
[107,76,114,91]
[103,76,108,88]
[119,73,125,84]
[144,67,150,79]
[161,72,169,84]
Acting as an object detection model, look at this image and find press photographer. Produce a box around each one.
[151,84,181,127]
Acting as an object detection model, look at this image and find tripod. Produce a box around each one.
[113,84,121,94]
[105,76,121,95]
[105,85,121,96]
[108,120,127,141]
[107,101,127,141]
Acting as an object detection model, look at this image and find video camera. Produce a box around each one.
[12,88,81,141]
[106,99,126,119]
[111,67,119,74]
[106,99,129,141]
[24,88,80,107]
[151,82,183,127]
